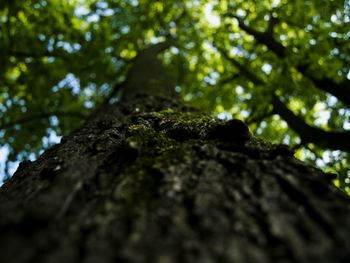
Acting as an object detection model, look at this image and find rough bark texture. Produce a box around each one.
[122,39,176,100]
[1,41,350,263]
[1,95,350,263]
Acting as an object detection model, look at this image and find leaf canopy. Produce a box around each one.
[0,0,349,191]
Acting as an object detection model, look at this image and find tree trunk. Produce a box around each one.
[1,43,350,263]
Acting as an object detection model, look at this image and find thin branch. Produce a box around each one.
[0,111,87,130]
[291,142,307,151]
[103,80,126,105]
[226,14,287,58]
[214,44,264,85]
[8,50,66,59]
[267,11,279,36]
[219,73,241,85]
[246,110,274,125]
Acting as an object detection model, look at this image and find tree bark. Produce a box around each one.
[1,43,350,263]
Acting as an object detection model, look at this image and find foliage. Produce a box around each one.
[0,0,349,191]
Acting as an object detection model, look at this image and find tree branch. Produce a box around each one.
[227,14,287,58]
[272,95,350,151]
[0,111,87,130]
[8,50,66,59]
[246,111,274,125]
[214,44,264,85]
[216,45,350,151]
[226,14,350,105]
[219,73,241,85]
[103,80,126,105]
[267,12,279,36]
[297,65,350,105]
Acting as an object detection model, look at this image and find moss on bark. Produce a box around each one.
[1,95,349,263]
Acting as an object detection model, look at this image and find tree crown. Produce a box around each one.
[0,0,349,191]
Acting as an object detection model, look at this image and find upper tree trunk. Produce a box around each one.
[0,43,350,263]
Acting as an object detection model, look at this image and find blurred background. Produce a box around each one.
[0,0,349,191]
